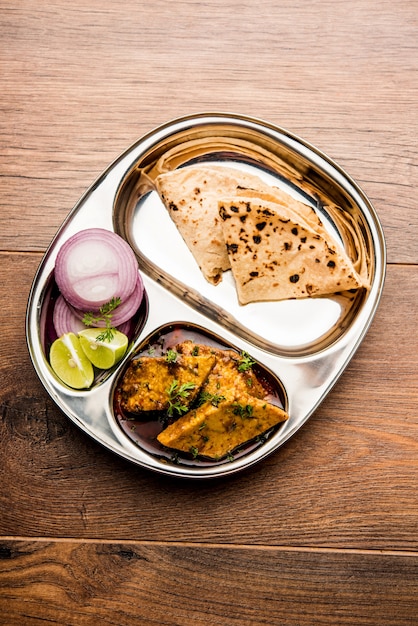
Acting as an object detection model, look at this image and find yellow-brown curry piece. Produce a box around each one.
[120,351,215,413]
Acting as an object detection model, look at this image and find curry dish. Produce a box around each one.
[119,340,288,460]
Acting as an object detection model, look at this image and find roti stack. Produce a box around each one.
[154,165,368,304]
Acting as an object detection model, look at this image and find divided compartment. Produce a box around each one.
[112,322,288,468]
[113,119,375,357]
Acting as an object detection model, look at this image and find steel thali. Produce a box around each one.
[26,113,386,478]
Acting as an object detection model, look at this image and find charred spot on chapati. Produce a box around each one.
[227,243,238,255]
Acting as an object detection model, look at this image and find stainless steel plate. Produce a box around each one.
[26,113,386,478]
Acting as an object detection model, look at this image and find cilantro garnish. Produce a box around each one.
[237,351,256,372]
[166,380,196,416]
[189,446,199,459]
[165,349,178,364]
[82,297,121,342]
[232,403,254,418]
[196,391,226,407]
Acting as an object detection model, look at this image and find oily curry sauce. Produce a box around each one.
[113,325,288,467]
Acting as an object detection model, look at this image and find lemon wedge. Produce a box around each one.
[50,332,94,389]
[78,328,128,369]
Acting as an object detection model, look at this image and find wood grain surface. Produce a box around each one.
[1,540,417,626]
[1,1,417,624]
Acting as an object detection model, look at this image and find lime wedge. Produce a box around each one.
[78,328,128,369]
[50,332,94,389]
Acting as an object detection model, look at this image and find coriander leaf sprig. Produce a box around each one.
[197,391,226,408]
[232,402,254,418]
[165,349,178,364]
[166,380,196,417]
[82,297,121,343]
[237,351,256,372]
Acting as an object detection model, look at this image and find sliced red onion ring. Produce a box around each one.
[54,289,140,339]
[70,273,144,328]
[54,228,138,310]
[53,295,87,337]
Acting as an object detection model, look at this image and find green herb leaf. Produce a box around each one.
[196,391,226,407]
[232,403,253,418]
[165,349,178,363]
[166,380,196,416]
[82,297,121,343]
[237,351,256,372]
[95,328,116,343]
[190,446,199,459]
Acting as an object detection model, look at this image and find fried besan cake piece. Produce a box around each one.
[119,352,215,414]
[157,395,288,459]
[218,197,367,304]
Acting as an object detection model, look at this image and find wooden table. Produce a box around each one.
[1,1,417,624]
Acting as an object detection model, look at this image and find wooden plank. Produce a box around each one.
[1,253,417,550]
[0,540,417,625]
[0,0,417,261]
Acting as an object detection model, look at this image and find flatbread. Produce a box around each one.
[155,164,368,304]
[155,166,232,284]
[154,165,322,284]
[218,197,367,304]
